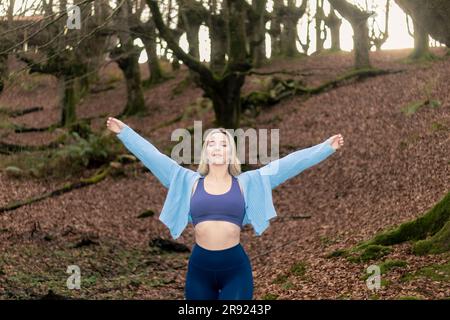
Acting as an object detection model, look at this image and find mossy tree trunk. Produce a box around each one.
[328,0,372,69]
[59,75,77,127]
[114,44,146,117]
[143,39,163,85]
[207,73,245,129]
[367,191,450,255]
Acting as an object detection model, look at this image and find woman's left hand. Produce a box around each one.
[329,134,344,151]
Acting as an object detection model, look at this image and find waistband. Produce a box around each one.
[189,242,249,271]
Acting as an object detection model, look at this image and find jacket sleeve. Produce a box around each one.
[257,137,336,189]
[116,124,187,189]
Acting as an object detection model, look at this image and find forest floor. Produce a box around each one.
[0,47,449,299]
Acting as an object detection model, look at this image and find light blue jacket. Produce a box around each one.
[116,124,336,239]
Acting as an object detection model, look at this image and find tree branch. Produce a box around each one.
[146,0,216,84]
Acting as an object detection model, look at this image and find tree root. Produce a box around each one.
[241,68,404,111]
[0,165,113,213]
[327,191,450,260]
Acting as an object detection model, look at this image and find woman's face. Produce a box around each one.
[206,132,230,165]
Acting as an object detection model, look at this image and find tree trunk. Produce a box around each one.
[410,17,430,59]
[114,0,146,116]
[144,41,163,85]
[0,53,7,93]
[328,0,372,69]
[269,0,283,57]
[141,21,163,85]
[60,76,77,127]
[249,0,267,68]
[330,22,341,51]
[353,19,371,68]
[283,13,298,56]
[179,0,205,60]
[207,74,245,129]
[279,0,306,57]
[116,46,146,116]
[395,0,450,47]
[209,14,227,74]
[325,8,342,51]
[315,0,326,53]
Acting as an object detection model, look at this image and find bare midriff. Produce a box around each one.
[194,221,241,250]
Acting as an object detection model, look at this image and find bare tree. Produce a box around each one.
[315,0,327,53]
[395,0,450,48]
[147,0,252,128]
[324,4,342,52]
[328,0,373,69]
[367,0,390,51]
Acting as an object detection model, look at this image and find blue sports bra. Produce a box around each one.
[189,176,246,228]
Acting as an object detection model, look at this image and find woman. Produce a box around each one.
[106,117,344,300]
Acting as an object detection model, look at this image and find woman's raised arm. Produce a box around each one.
[108,118,184,189]
[257,137,338,190]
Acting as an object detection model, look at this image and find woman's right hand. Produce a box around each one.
[106,117,126,134]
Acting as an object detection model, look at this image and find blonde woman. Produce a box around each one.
[106,117,344,300]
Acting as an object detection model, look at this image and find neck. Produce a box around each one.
[207,164,230,181]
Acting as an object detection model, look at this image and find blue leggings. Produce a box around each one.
[185,242,253,300]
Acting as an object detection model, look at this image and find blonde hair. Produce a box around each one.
[197,128,241,177]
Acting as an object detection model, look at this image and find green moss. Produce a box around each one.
[401,100,427,116]
[413,220,450,255]
[401,52,440,65]
[262,293,279,300]
[273,273,289,285]
[337,293,352,300]
[347,244,392,263]
[326,249,348,258]
[401,97,441,117]
[0,241,185,299]
[430,121,447,132]
[281,280,295,290]
[290,261,307,277]
[367,192,450,249]
[273,261,307,289]
[83,274,99,287]
[401,260,450,282]
[380,259,408,273]
[361,259,408,281]
[319,236,335,246]
[397,296,422,300]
